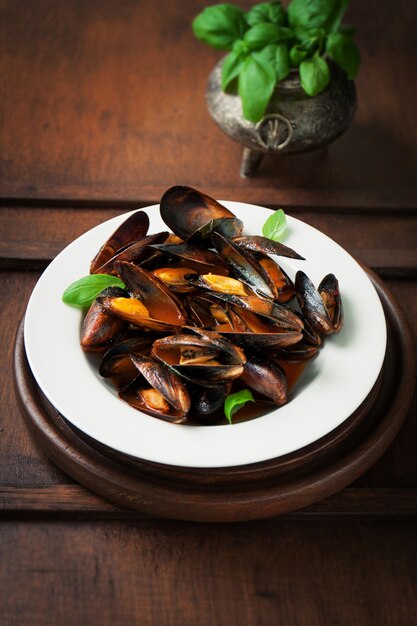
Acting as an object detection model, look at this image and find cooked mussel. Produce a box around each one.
[191,382,232,424]
[318,273,343,334]
[97,262,187,331]
[99,336,155,384]
[152,266,197,293]
[295,271,343,335]
[241,354,287,406]
[120,355,190,423]
[211,232,276,299]
[232,236,305,260]
[90,211,150,273]
[80,286,129,351]
[151,327,246,386]
[95,231,169,276]
[160,186,243,241]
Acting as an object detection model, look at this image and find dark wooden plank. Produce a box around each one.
[1,0,416,208]
[0,519,416,625]
[1,208,417,276]
[2,485,417,518]
[0,272,71,485]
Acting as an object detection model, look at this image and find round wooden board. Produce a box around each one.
[14,269,416,522]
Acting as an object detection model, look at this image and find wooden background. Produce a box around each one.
[1,0,417,624]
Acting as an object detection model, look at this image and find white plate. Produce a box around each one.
[24,201,387,468]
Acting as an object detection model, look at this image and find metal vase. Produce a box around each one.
[206,58,357,177]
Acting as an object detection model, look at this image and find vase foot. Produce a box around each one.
[240,148,264,178]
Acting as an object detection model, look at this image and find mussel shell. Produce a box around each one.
[211,232,276,299]
[80,286,129,351]
[241,355,287,406]
[191,382,232,424]
[149,242,229,272]
[113,262,187,329]
[187,217,243,244]
[152,266,197,293]
[151,328,246,387]
[232,236,305,260]
[95,231,169,275]
[119,355,190,423]
[295,271,334,335]
[207,292,303,330]
[90,211,149,273]
[99,336,154,379]
[160,185,239,240]
[252,253,295,303]
[318,273,344,334]
[271,343,319,362]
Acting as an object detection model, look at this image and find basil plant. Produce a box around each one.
[192,0,360,123]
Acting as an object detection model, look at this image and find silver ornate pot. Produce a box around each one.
[206,58,356,177]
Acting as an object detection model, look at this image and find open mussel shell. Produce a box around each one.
[90,211,150,274]
[271,343,319,362]
[221,306,303,349]
[95,231,169,275]
[160,186,242,240]
[232,236,305,261]
[99,336,155,383]
[80,286,129,351]
[211,232,276,299]
[252,253,295,303]
[120,355,190,423]
[206,291,304,331]
[295,271,342,335]
[186,273,249,298]
[151,327,246,387]
[149,242,229,273]
[152,266,197,293]
[241,355,287,406]
[98,262,187,331]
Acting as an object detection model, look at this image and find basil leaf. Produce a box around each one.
[62,274,126,309]
[221,50,245,91]
[244,24,292,50]
[300,53,330,96]
[257,43,290,82]
[192,4,248,51]
[326,32,360,79]
[327,0,350,33]
[262,209,287,240]
[289,44,308,66]
[224,389,255,424]
[275,42,291,80]
[246,2,286,27]
[294,27,325,53]
[238,50,276,122]
[288,0,348,32]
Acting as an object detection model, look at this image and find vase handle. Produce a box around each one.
[255,114,293,150]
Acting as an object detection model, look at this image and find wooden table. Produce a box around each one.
[1,1,417,623]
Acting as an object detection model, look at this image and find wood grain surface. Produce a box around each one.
[1,0,417,622]
[1,519,417,626]
[1,0,416,208]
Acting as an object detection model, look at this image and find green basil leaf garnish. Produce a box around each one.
[62,274,126,309]
[224,389,255,423]
[262,209,287,241]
